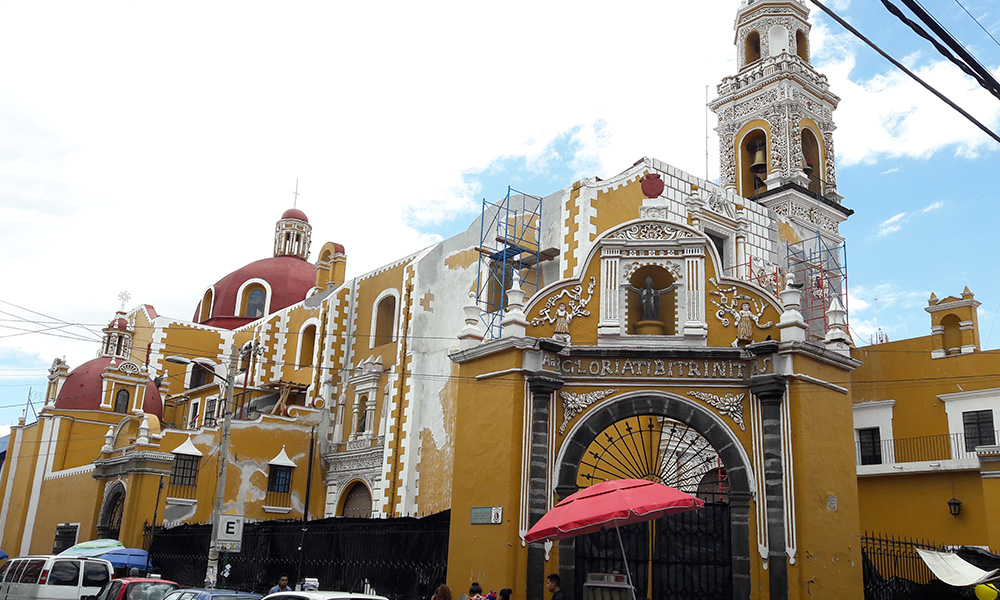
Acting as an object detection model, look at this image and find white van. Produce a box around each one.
[0,556,112,600]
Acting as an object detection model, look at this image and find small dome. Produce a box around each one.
[54,356,163,418]
[107,316,130,331]
[281,208,309,223]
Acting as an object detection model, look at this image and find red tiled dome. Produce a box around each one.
[281,208,309,223]
[195,255,315,328]
[54,356,163,418]
[108,317,129,331]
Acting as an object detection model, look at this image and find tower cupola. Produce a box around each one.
[101,311,134,359]
[274,208,312,260]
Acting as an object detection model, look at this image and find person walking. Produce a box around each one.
[546,574,564,600]
[269,574,291,594]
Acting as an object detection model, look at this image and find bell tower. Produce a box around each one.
[710,0,853,340]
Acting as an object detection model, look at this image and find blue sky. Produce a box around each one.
[0,0,998,429]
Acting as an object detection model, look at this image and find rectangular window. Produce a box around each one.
[18,560,43,584]
[267,465,292,493]
[82,561,109,587]
[857,427,882,465]
[52,523,78,554]
[964,410,996,452]
[189,401,200,429]
[47,560,79,586]
[205,398,217,427]
[171,455,199,487]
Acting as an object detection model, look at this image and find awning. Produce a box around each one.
[916,548,1000,586]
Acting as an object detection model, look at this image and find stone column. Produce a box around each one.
[555,483,580,600]
[527,375,563,600]
[751,374,788,600]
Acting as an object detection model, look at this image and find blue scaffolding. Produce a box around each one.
[786,233,848,341]
[475,187,543,340]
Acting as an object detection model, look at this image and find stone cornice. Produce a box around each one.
[448,336,538,364]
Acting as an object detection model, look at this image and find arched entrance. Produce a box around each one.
[97,481,126,540]
[556,393,753,600]
[340,481,373,518]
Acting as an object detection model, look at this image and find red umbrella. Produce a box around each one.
[525,479,704,599]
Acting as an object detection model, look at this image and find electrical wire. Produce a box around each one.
[808,0,1000,144]
[952,0,1000,51]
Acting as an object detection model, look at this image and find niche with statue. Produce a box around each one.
[627,265,678,335]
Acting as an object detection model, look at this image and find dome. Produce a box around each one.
[54,356,163,418]
[108,316,130,331]
[281,208,309,223]
[195,255,316,328]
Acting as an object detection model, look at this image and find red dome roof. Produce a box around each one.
[108,317,129,331]
[55,356,163,418]
[195,255,315,328]
[281,208,309,223]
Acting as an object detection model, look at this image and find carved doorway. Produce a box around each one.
[340,481,373,518]
[564,404,742,600]
[97,482,126,540]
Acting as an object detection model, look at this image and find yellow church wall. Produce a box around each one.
[50,414,115,471]
[0,424,40,554]
[857,470,987,545]
[25,472,102,555]
[562,182,583,279]
[782,368,864,599]
[591,176,646,237]
[447,349,528,597]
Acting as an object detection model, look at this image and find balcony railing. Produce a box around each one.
[166,483,197,500]
[264,490,291,508]
[856,431,998,466]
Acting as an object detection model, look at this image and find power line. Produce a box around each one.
[952,0,1000,51]
[809,0,1000,144]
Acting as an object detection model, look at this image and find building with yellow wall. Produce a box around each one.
[852,288,1000,549]
[0,1,900,598]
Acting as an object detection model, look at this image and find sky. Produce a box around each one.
[0,0,998,430]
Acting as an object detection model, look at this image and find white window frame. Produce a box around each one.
[369,289,400,348]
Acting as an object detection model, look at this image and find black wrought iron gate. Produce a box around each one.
[575,502,732,600]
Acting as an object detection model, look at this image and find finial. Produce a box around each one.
[928,292,938,306]
[118,290,131,311]
[292,178,300,209]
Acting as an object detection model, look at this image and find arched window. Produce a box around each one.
[190,364,211,389]
[113,389,130,413]
[341,481,373,518]
[299,324,317,368]
[373,295,397,346]
[199,289,214,322]
[356,395,368,433]
[801,128,822,194]
[796,30,809,62]
[243,286,266,318]
[744,31,761,65]
[768,25,789,56]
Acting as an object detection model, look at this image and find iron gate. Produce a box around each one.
[575,502,732,600]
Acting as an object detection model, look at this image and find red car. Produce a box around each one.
[93,578,180,600]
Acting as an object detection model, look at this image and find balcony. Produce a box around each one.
[856,431,998,475]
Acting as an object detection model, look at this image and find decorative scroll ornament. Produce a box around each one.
[559,388,619,434]
[688,390,746,431]
[709,278,774,347]
[531,277,598,343]
[611,223,695,241]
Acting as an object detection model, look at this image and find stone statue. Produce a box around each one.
[629,276,678,321]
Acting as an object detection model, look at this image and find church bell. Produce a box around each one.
[748,139,767,175]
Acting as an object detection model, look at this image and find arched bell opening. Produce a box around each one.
[801,128,822,194]
[556,393,753,600]
[739,129,769,199]
[744,31,761,66]
[796,30,810,62]
[941,313,963,356]
[627,266,676,335]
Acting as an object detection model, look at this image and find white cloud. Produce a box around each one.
[880,167,900,175]
[921,201,944,213]
[811,24,1000,165]
[877,212,907,237]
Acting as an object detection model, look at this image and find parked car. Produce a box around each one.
[262,592,387,600]
[92,578,179,600]
[161,588,262,600]
[0,555,112,600]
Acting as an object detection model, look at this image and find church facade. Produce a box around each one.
[5,1,964,598]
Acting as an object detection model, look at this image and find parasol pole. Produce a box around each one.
[613,523,637,600]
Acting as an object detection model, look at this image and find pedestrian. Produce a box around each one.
[128,567,140,577]
[269,574,291,594]
[432,584,452,600]
[546,574,564,600]
[469,582,485,600]
[498,588,512,600]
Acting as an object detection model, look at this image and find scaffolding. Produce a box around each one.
[475,187,543,340]
[786,233,848,341]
